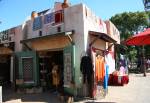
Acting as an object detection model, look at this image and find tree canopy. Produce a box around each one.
[110,11,149,41]
[110,11,150,63]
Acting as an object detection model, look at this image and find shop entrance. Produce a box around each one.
[0,55,11,86]
[38,50,64,92]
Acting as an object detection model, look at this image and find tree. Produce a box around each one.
[110,11,150,70]
[110,12,149,41]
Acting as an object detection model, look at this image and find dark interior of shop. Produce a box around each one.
[39,50,64,93]
[0,55,11,86]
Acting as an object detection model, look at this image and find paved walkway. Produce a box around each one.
[3,89,61,103]
[76,73,150,103]
[3,73,150,103]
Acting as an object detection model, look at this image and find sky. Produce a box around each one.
[0,0,145,31]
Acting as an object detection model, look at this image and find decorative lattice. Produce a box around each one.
[22,57,33,82]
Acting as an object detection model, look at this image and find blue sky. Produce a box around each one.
[0,0,144,31]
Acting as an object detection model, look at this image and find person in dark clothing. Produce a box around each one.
[80,55,93,83]
[80,55,93,97]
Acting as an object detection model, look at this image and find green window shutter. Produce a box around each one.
[63,45,75,95]
[17,51,39,87]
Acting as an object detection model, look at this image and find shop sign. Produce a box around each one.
[0,30,9,43]
[0,28,15,43]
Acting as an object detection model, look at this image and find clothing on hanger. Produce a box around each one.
[95,55,105,83]
[80,55,93,83]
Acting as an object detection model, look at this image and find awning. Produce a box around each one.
[89,31,117,43]
[0,42,15,51]
[125,28,150,46]
[89,31,117,46]
[0,47,13,55]
[20,30,74,51]
[20,31,74,43]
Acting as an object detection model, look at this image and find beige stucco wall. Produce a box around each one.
[83,5,107,51]
[105,20,120,44]
[14,25,23,52]
[64,4,85,86]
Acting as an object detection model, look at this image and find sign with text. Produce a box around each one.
[0,28,15,43]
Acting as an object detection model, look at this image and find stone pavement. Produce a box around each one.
[75,73,150,103]
[3,73,150,103]
[3,89,61,103]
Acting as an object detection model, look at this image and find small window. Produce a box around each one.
[85,7,87,17]
[39,31,42,36]
[57,26,61,32]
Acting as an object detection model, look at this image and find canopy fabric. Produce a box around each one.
[125,28,150,46]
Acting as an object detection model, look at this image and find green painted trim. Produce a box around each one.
[64,87,74,95]
[15,51,39,87]
[63,44,76,95]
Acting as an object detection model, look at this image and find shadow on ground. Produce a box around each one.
[2,86,60,103]
[129,68,141,74]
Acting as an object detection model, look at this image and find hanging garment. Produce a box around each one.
[44,13,54,24]
[105,53,115,74]
[103,64,109,89]
[80,56,93,83]
[55,10,63,24]
[33,16,42,31]
[95,56,105,83]
[52,65,60,86]
[80,55,94,97]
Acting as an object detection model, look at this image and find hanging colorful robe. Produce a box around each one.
[95,55,105,83]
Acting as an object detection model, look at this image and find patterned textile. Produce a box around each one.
[44,13,54,24]
[33,16,42,31]
[22,58,33,82]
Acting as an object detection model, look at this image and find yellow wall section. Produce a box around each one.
[31,35,71,51]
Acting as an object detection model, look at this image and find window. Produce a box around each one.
[22,57,34,83]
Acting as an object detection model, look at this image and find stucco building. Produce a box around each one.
[0,2,120,98]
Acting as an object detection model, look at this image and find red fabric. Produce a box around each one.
[121,76,129,85]
[108,74,129,86]
[55,11,63,24]
[125,28,150,46]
